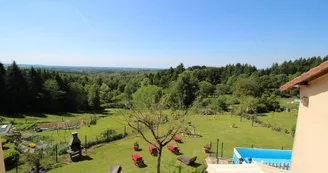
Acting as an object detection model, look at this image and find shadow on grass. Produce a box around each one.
[137,162,148,168]
[190,163,202,168]
[135,148,143,152]
[72,155,93,162]
[0,113,26,119]
[257,114,268,117]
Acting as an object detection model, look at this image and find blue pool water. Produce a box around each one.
[233,148,292,170]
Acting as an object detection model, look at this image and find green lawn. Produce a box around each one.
[38,109,128,143]
[40,112,294,173]
[259,111,298,130]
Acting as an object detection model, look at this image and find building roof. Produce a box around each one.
[280,60,328,91]
[206,162,292,173]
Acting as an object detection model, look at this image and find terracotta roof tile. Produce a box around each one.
[280,60,328,91]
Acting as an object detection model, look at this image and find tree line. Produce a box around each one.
[0,55,327,116]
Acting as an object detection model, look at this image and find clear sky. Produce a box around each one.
[1,0,328,68]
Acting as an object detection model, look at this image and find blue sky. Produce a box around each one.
[1,0,328,68]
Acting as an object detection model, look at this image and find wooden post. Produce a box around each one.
[209,142,212,152]
[251,144,253,148]
[216,139,220,164]
[124,126,127,136]
[252,116,254,127]
[221,142,224,157]
[281,146,284,150]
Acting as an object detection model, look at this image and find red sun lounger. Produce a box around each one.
[173,136,182,142]
[132,154,144,166]
[168,145,179,154]
[149,145,158,155]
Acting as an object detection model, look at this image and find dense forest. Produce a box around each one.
[0,56,327,116]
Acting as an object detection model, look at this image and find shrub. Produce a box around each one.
[15,123,37,131]
[9,119,16,125]
[89,115,97,125]
[4,150,20,170]
[1,138,8,145]
[101,129,117,138]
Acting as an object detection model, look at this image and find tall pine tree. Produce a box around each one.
[5,61,28,113]
[0,62,6,112]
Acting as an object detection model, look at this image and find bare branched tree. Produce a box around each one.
[123,104,187,173]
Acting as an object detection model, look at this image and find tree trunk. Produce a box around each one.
[156,147,163,173]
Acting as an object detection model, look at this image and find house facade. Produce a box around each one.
[280,60,328,173]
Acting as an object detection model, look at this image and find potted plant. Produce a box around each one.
[133,142,139,151]
[203,144,210,153]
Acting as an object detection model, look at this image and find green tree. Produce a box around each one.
[42,79,65,112]
[69,82,88,111]
[5,61,28,113]
[0,63,5,112]
[124,106,187,173]
[171,71,198,108]
[233,78,260,97]
[88,84,101,110]
[132,85,163,109]
[99,83,111,104]
[210,97,228,114]
[197,81,215,98]
[27,67,43,111]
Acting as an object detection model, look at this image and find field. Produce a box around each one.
[4,110,296,173]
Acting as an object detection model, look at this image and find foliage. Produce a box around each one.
[4,150,20,170]
[1,138,7,145]
[89,114,98,125]
[101,128,117,138]
[132,85,163,109]
[22,148,50,171]
[197,81,215,98]
[15,123,37,131]
[83,133,125,149]
[124,105,187,173]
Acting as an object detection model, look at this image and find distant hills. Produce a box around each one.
[3,63,163,74]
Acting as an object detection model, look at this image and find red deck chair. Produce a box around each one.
[173,136,182,143]
[132,154,144,166]
[149,145,158,156]
[168,145,179,154]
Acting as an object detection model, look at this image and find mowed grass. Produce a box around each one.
[38,109,128,143]
[259,111,298,130]
[46,112,294,173]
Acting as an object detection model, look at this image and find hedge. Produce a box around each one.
[83,133,125,149]
[4,150,20,170]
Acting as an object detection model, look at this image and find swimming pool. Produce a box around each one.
[233,148,292,170]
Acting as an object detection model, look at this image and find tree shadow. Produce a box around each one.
[72,155,93,162]
[25,112,47,118]
[1,113,25,119]
[257,114,267,117]
[135,148,143,152]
